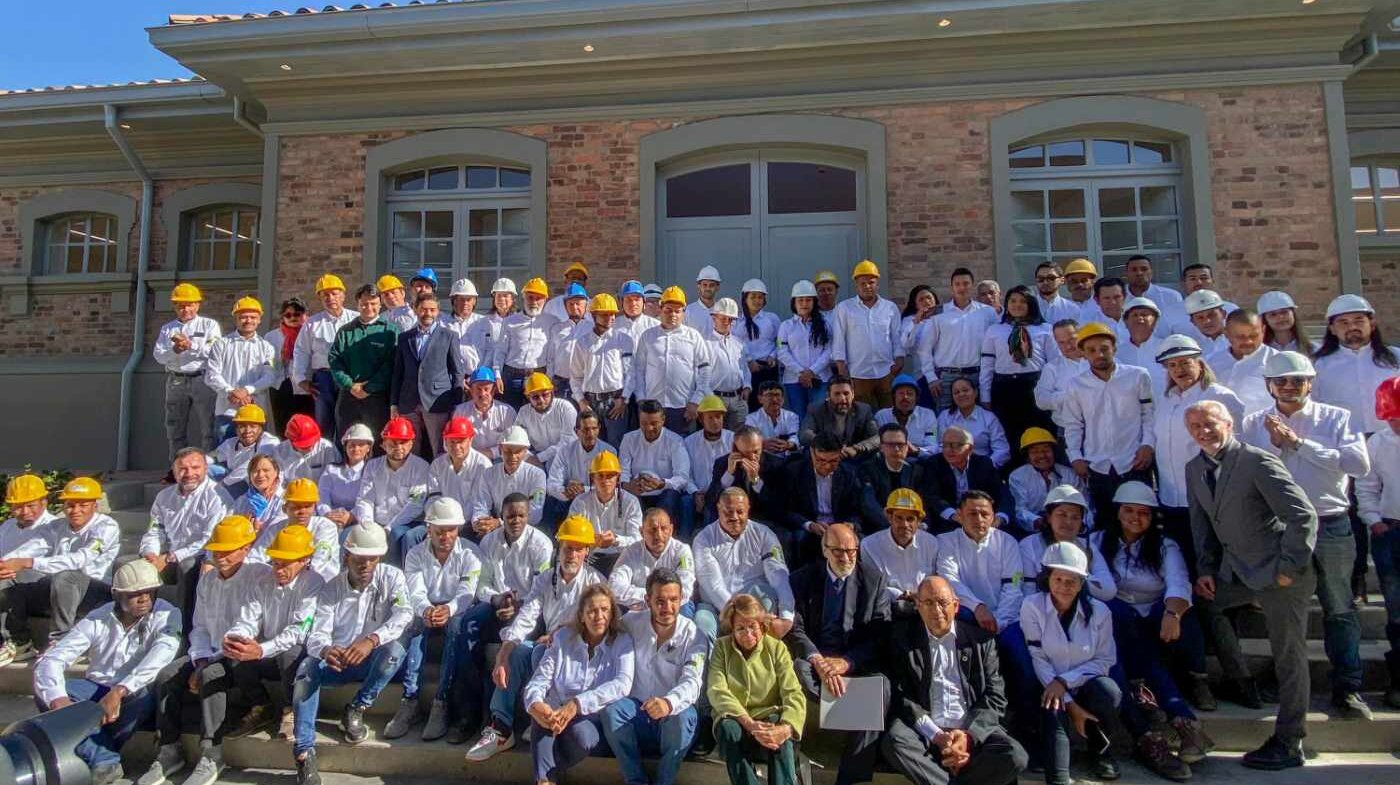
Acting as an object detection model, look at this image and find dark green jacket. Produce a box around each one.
[328,317,399,393]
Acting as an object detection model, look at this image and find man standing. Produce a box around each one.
[1080,276,1128,329]
[1313,294,1400,435]
[976,280,1002,315]
[919,268,997,410]
[377,274,415,333]
[452,367,517,460]
[1061,258,1098,318]
[1177,290,1230,356]
[798,377,878,459]
[154,283,222,456]
[495,277,558,408]
[685,265,723,335]
[205,296,279,436]
[545,283,589,401]
[1032,318,1087,420]
[707,298,753,429]
[1032,263,1080,325]
[543,262,590,322]
[1123,255,1184,313]
[442,278,481,343]
[1113,297,1165,395]
[832,260,903,410]
[293,274,358,440]
[390,292,462,458]
[1210,309,1278,417]
[329,284,399,442]
[631,287,712,434]
[815,270,841,314]
[1185,400,1317,770]
[571,292,634,447]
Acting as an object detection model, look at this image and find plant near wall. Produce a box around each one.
[0,465,75,519]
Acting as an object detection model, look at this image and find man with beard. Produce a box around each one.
[494,277,558,407]
[798,376,878,459]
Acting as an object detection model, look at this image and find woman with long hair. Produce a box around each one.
[1018,485,1116,601]
[231,453,286,532]
[899,285,941,410]
[979,285,1054,459]
[740,279,783,411]
[776,280,832,417]
[1257,291,1314,354]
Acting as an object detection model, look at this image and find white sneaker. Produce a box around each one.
[0,640,34,667]
[463,726,514,762]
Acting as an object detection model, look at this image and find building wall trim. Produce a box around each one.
[158,181,263,271]
[1325,81,1362,295]
[16,188,139,282]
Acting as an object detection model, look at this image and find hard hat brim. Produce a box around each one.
[265,547,316,561]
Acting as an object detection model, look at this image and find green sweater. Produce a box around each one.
[328,317,399,393]
[706,632,806,737]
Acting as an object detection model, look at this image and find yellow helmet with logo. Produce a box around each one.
[815,270,840,286]
[589,294,619,314]
[170,283,203,304]
[58,477,102,502]
[1019,427,1057,451]
[696,394,727,414]
[660,286,687,306]
[852,260,880,280]
[315,273,346,294]
[284,477,320,504]
[564,262,590,279]
[4,474,48,505]
[556,515,598,546]
[265,524,316,561]
[522,277,549,298]
[589,451,621,476]
[205,515,257,552]
[232,404,267,425]
[885,487,926,517]
[231,296,263,315]
[523,372,554,397]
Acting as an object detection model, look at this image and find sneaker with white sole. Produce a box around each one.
[135,743,187,785]
[464,726,514,762]
[179,753,224,785]
[0,640,34,667]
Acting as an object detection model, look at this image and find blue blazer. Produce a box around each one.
[390,325,462,414]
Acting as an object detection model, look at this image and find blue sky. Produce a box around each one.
[2,3,259,91]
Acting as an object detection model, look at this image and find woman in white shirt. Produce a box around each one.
[1257,291,1314,354]
[1018,485,1116,600]
[937,378,1011,469]
[899,285,941,410]
[317,424,375,536]
[980,285,1055,462]
[524,583,634,784]
[740,279,783,411]
[775,280,833,418]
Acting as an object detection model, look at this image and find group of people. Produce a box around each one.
[3,253,1400,785]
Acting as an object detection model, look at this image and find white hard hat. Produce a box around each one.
[1325,293,1374,320]
[450,279,479,298]
[1040,541,1090,578]
[500,425,531,448]
[1264,350,1316,379]
[424,496,466,527]
[1183,289,1225,316]
[341,423,375,444]
[642,283,663,299]
[696,265,722,283]
[491,277,518,295]
[344,522,389,557]
[790,280,817,299]
[1154,334,1202,363]
[1042,484,1089,512]
[1123,296,1160,316]
[1256,290,1295,315]
[741,278,768,295]
[112,559,162,593]
[1112,480,1159,508]
[710,297,740,319]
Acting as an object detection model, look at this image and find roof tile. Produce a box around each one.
[0,76,206,97]
[165,1,461,26]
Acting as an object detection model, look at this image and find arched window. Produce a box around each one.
[20,189,137,277]
[42,212,119,274]
[186,205,260,271]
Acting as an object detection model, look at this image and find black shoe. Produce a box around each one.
[1332,692,1374,721]
[1241,735,1304,770]
[445,719,472,745]
[342,703,368,744]
[1385,687,1400,710]
[1186,672,1217,712]
[1092,753,1122,780]
[382,696,423,739]
[296,751,321,785]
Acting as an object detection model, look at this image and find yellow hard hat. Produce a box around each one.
[852,260,880,280]
[523,372,554,397]
[1075,322,1117,347]
[885,487,926,517]
[556,515,597,546]
[522,277,549,298]
[815,270,840,286]
[315,273,346,294]
[170,283,203,304]
[564,262,590,279]
[376,274,405,293]
[589,293,619,314]
[589,451,621,475]
[696,394,727,414]
[284,477,320,504]
[265,524,316,561]
[660,286,687,306]
[231,296,263,315]
[4,473,48,506]
[205,515,257,552]
[1020,427,1058,451]
[58,477,102,502]
[232,404,267,425]
[1063,258,1098,277]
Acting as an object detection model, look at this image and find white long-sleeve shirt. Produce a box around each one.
[693,520,795,620]
[1007,464,1093,534]
[1312,344,1400,434]
[449,400,517,460]
[34,600,181,706]
[1153,383,1245,508]
[935,527,1022,630]
[153,316,222,375]
[875,406,940,454]
[707,331,752,393]
[1358,429,1400,524]
[263,328,297,390]
[570,326,634,398]
[35,514,121,581]
[469,461,546,526]
[1034,355,1087,418]
[515,400,577,467]
[831,296,902,379]
[405,538,483,617]
[630,323,712,407]
[740,311,782,365]
[1062,364,1155,474]
[227,568,324,658]
[1114,335,1167,399]
[0,510,58,559]
[619,428,692,496]
[291,308,357,385]
[684,301,717,336]
[1036,293,1082,326]
[608,537,696,610]
[622,612,707,714]
[920,300,998,379]
[204,332,281,418]
[937,407,1011,468]
[353,454,431,528]
[464,312,509,372]
[385,304,418,334]
[1020,592,1115,701]
[684,430,734,495]
[189,561,269,661]
[317,461,366,515]
[211,433,281,489]
[1089,531,1192,615]
[776,315,833,384]
[568,489,643,555]
[249,515,342,584]
[618,313,660,342]
[546,438,615,501]
[1018,535,1116,601]
[745,408,801,451]
[1240,400,1370,517]
[1208,344,1278,418]
[546,318,586,381]
[978,323,1053,403]
[475,524,554,603]
[494,312,558,372]
[899,315,933,382]
[267,438,337,485]
[427,450,493,508]
[305,563,413,658]
[523,626,635,716]
[861,527,939,600]
[502,564,606,643]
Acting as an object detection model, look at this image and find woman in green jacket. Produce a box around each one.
[705,593,806,785]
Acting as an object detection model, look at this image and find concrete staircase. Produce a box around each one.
[2,475,1394,784]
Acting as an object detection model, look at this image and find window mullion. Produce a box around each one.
[1375,166,1387,235]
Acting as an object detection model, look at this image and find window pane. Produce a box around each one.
[1134,141,1172,164]
[195,213,214,242]
[1351,165,1373,194]
[94,242,114,273]
[1379,167,1400,195]
[1100,221,1138,252]
[234,241,255,269]
[767,162,857,214]
[424,211,454,239]
[192,242,211,271]
[393,212,423,239]
[466,166,498,189]
[1092,139,1130,166]
[1142,219,1180,250]
[469,209,499,237]
[392,241,421,266]
[1048,190,1085,219]
[425,240,453,267]
[213,210,235,239]
[1050,222,1087,251]
[1356,201,1379,234]
[1009,145,1044,168]
[427,166,458,190]
[66,218,88,245]
[93,216,115,246]
[1098,188,1136,218]
[1010,191,1044,220]
[500,168,531,188]
[1140,186,1177,216]
[236,211,258,242]
[665,164,751,218]
[66,245,85,273]
[501,208,529,236]
[1048,140,1085,167]
[1013,223,1047,253]
[212,243,231,270]
[501,238,530,266]
[468,239,498,268]
[394,170,426,191]
[1383,200,1400,235]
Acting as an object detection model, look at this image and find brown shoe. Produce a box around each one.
[1137,731,1192,782]
[277,708,295,740]
[1131,680,1170,733]
[228,704,273,738]
[1171,717,1215,764]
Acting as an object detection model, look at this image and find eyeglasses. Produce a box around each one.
[824,545,859,558]
[941,442,971,450]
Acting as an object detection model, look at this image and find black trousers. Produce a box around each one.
[269,379,315,440]
[794,659,883,785]
[335,391,389,449]
[155,657,237,747]
[990,371,1050,472]
[230,646,306,709]
[881,719,1028,785]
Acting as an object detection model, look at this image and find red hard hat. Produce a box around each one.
[442,416,475,441]
[1376,376,1400,421]
[381,416,416,442]
[285,414,322,451]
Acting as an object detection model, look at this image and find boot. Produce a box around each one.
[422,698,449,741]
[1241,735,1303,770]
[1130,680,1170,733]
[1090,751,1122,781]
[1135,731,1191,782]
[445,719,472,745]
[1220,677,1262,709]
[296,750,321,785]
[382,696,423,739]
[1185,673,1217,712]
[342,703,368,744]
[1171,716,1215,764]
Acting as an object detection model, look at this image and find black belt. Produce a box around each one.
[168,370,202,378]
[992,370,1040,380]
[503,364,545,376]
[714,389,743,398]
[584,390,622,402]
[939,366,979,375]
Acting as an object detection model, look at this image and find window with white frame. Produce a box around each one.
[385,164,532,295]
[1351,161,1400,239]
[185,205,259,271]
[43,213,119,274]
[1008,137,1184,283]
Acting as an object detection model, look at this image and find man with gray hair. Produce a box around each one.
[924,426,1012,530]
[1185,398,1317,770]
[975,280,1002,315]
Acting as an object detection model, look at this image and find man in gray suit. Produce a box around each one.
[1185,399,1317,771]
[798,376,879,460]
[390,292,462,458]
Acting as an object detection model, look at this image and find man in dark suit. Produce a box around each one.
[923,426,1013,533]
[883,575,1027,785]
[784,523,891,785]
[1185,399,1317,771]
[704,426,781,523]
[799,376,879,459]
[389,292,462,458]
[776,433,878,565]
[861,423,928,530]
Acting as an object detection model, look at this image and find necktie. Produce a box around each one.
[1204,463,1217,496]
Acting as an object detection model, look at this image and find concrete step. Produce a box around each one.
[1234,597,1390,640]
[110,509,150,536]
[1231,638,1393,692]
[1196,692,1400,753]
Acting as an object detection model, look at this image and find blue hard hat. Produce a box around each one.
[619,280,644,296]
[411,267,439,287]
[892,374,920,391]
[566,282,589,300]
[469,366,497,385]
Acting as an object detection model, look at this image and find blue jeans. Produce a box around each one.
[603,699,698,785]
[292,640,406,755]
[1107,599,1200,723]
[783,381,826,420]
[695,580,782,643]
[311,369,339,442]
[1040,676,1122,785]
[1372,521,1400,654]
[402,612,469,700]
[387,520,427,567]
[488,639,547,732]
[533,713,604,782]
[1315,512,1364,695]
[37,679,155,768]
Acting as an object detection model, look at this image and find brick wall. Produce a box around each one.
[1361,252,1400,309]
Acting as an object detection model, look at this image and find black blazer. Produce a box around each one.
[704,451,782,523]
[923,453,1013,525]
[777,457,877,536]
[799,401,879,454]
[785,560,891,673]
[860,457,929,529]
[887,617,1008,744]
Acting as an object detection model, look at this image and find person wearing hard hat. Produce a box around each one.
[1182,399,1316,770]
[377,273,416,333]
[831,259,903,410]
[919,267,997,411]
[1208,309,1278,417]
[543,261,590,322]
[616,280,659,340]
[1240,351,1373,720]
[468,514,605,762]
[468,425,547,538]
[141,447,233,619]
[205,295,279,438]
[1017,486,1115,601]
[389,289,462,458]
[1007,427,1091,537]
[250,478,342,584]
[1060,257,1099,316]
[426,415,490,505]
[495,277,559,407]
[630,286,714,433]
[544,283,590,401]
[1357,378,1400,710]
[620,400,694,538]
[691,487,796,643]
[0,474,60,665]
[777,279,834,419]
[452,366,518,460]
[568,450,642,572]
[570,292,635,447]
[443,278,482,341]
[34,559,181,785]
[1174,289,1230,355]
[874,374,939,456]
[1113,296,1166,397]
[268,413,337,485]
[738,279,782,409]
[1031,317,1087,421]
[1061,322,1155,519]
[317,424,375,530]
[1019,540,1125,784]
[291,522,412,781]
[463,277,517,380]
[1313,293,1400,435]
[684,265,723,335]
[934,491,1021,639]
[1032,261,1081,324]
[705,297,753,430]
[388,497,485,742]
[409,267,439,299]
[210,403,280,495]
[608,508,696,614]
[353,416,431,564]
[641,283,664,318]
[1257,290,1313,354]
[516,372,578,468]
[814,270,841,314]
[155,283,223,458]
[144,515,264,785]
[329,283,400,443]
[294,274,359,439]
[861,489,938,614]
[265,296,315,435]
[1123,254,1184,314]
